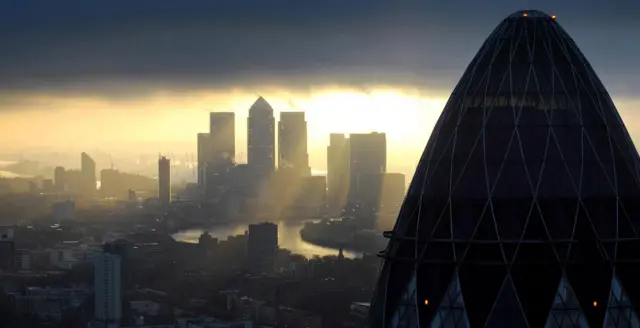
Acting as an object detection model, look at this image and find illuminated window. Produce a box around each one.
[424,299,429,305]
[593,301,598,307]
[523,13,528,17]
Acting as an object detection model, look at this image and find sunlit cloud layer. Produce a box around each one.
[0,0,639,179]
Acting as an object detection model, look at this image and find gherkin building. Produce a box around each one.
[369,10,640,328]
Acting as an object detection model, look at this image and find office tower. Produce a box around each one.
[197,133,211,185]
[247,222,278,273]
[0,227,14,270]
[370,11,640,328]
[349,132,386,204]
[158,156,171,205]
[327,134,350,215]
[94,252,122,325]
[247,97,276,176]
[209,112,236,173]
[81,152,96,195]
[54,166,66,192]
[278,112,310,176]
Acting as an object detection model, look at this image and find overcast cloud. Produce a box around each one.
[0,0,639,97]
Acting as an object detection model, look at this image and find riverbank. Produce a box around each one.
[171,220,363,259]
[299,225,387,255]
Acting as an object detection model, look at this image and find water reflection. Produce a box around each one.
[172,220,362,259]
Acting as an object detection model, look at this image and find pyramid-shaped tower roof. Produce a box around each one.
[249,96,274,114]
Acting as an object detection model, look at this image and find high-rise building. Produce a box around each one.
[247,97,276,176]
[197,133,211,185]
[158,156,171,205]
[0,226,14,271]
[209,112,236,173]
[278,112,310,176]
[327,134,350,215]
[94,252,122,325]
[81,152,96,195]
[54,166,66,192]
[349,132,386,204]
[370,11,640,328]
[247,222,278,273]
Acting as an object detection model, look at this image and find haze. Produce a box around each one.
[1,0,640,176]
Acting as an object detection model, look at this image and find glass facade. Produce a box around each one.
[369,10,640,328]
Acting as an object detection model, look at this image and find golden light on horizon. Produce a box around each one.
[0,86,448,174]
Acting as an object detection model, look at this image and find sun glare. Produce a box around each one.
[0,87,448,174]
[301,90,445,146]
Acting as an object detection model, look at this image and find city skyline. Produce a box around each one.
[1,2,640,181]
[0,2,639,327]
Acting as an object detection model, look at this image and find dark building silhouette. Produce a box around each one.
[208,112,236,173]
[349,132,386,204]
[279,112,311,176]
[81,152,96,195]
[248,97,276,176]
[327,134,350,215]
[247,222,278,274]
[370,10,640,328]
[99,169,156,199]
[54,166,66,192]
[0,240,14,270]
[158,156,171,205]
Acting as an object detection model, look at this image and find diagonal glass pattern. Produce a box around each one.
[545,276,589,327]
[603,275,640,328]
[429,273,470,328]
[368,9,640,328]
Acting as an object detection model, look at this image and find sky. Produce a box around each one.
[0,0,639,175]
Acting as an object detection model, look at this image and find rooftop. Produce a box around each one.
[507,10,554,19]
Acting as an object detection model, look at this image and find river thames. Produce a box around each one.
[171,219,363,259]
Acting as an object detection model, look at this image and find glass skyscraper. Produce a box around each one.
[369,10,640,328]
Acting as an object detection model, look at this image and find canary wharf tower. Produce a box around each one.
[370,10,640,328]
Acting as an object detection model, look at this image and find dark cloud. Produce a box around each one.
[0,0,639,97]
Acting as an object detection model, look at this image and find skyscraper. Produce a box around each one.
[81,152,96,195]
[158,156,170,205]
[247,222,278,273]
[209,112,236,173]
[370,11,640,328]
[94,252,122,325]
[327,134,350,215]
[349,132,386,204]
[247,97,276,176]
[54,166,66,192]
[278,111,310,176]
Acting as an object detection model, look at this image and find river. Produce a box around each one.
[172,220,363,259]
